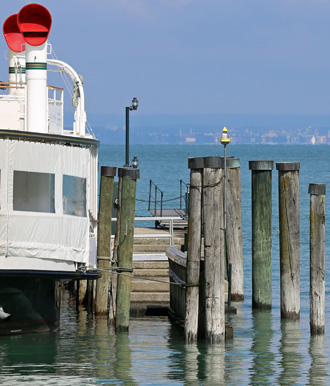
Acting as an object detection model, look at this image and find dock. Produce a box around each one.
[130,225,185,313]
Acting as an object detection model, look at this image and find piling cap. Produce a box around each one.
[308,183,326,195]
[3,14,25,52]
[220,126,231,144]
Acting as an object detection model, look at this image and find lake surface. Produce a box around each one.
[2,144,330,385]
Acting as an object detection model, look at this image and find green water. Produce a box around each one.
[0,290,329,385]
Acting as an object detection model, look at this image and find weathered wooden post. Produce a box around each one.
[109,178,122,325]
[224,157,244,301]
[185,158,203,343]
[95,166,117,316]
[277,162,300,319]
[78,280,87,305]
[309,183,326,334]
[202,157,225,343]
[249,160,273,309]
[116,167,140,332]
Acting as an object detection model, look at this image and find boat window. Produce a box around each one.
[63,175,87,217]
[13,171,55,213]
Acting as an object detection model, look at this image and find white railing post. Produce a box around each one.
[169,218,174,247]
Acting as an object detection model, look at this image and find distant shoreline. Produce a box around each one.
[81,113,330,146]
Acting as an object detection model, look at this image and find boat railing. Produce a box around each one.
[0,82,65,134]
[112,216,175,247]
[0,81,25,91]
[48,85,64,135]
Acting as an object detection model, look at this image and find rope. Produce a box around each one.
[136,196,181,204]
[168,267,199,288]
[190,177,223,190]
[97,267,193,288]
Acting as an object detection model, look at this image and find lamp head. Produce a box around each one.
[220,126,231,145]
[131,97,138,110]
[132,156,139,168]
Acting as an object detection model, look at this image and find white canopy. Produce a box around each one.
[0,139,92,268]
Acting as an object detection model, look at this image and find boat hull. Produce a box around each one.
[0,277,60,335]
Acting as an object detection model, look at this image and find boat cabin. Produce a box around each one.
[0,4,99,277]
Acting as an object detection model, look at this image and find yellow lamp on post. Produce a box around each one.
[220,126,231,145]
[220,126,231,306]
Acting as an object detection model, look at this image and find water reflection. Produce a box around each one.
[2,288,330,384]
[115,332,137,385]
[0,332,58,375]
[183,343,200,383]
[168,323,226,385]
[278,319,302,385]
[202,344,225,385]
[250,309,275,385]
[308,334,328,386]
[94,317,116,381]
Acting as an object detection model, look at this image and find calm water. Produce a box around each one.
[2,144,330,385]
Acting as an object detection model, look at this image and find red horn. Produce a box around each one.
[17,3,52,46]
[3,14,25,52]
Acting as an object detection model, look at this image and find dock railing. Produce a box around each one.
[180,179,190,213]
[148,180,164,217]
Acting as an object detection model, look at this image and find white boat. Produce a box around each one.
[0,4,100,334]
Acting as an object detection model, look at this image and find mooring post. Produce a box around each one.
[223,157,244,302]
[78,279,87,305]
[249,160,274,309]
[185,159,203,343]
[116,167,140,332]
[277,162,300,320]
[202,157,225,343]
[95,166,117,316]
[109,178,122,325]
[309,183,326,334]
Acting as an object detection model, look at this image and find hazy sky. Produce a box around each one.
[1,0,330,116]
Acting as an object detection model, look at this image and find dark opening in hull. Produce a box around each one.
[0,277,60,335]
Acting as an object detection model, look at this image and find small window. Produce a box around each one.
[63,175,86,217]
[13,171,55,213]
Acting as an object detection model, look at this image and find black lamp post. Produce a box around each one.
[125,97,138,167]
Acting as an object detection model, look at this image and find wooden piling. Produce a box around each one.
[309,183,326,334]
[202,157,225,343]
[78,279,87,304]
[185,160,203,343]
[109,178,122,325]
[249,160,273,309]
[223,157,244,301]
[95,166,117,316]
[116,167,140,332]
[277,162,300,320]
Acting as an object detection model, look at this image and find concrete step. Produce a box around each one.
[131,292,170,303]
[133,268,169,278]
[131,278,169,292]
[133,244,181,253]
[133,237,183,245]
[133,261,168,269]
